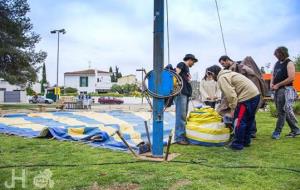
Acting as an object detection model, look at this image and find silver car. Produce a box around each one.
[29,96,54,104]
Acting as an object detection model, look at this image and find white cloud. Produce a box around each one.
[28,0,300,84]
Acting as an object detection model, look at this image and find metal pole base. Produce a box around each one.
[138,152,180,162]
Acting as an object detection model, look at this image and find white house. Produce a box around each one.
[64,69,112,94]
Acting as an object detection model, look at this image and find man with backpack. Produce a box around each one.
[218,55,267,138]
[175,54,198,145]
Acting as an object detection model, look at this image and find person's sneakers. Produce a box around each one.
[228,145,243,151]
[176,140,189,145]
[286,130,300,138]
[251,133,257,139]
[272,132,280,139]
[244,143,251,147]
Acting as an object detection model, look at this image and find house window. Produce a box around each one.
[80,77,88,87]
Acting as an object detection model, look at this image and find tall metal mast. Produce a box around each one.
[152,0,164,157]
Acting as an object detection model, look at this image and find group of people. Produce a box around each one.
[174,46,300,150]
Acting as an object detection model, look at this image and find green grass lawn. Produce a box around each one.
[0,112,299,190]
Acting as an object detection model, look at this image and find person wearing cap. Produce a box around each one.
[175,54,198,145]
[206,65,260,150]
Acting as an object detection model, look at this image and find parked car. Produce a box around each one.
[29,96,54,104]
[98,97,124,104]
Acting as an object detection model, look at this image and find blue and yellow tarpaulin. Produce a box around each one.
[0,111,175,152]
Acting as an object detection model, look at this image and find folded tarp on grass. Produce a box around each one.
[0,111,176,152]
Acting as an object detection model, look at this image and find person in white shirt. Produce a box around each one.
[200,70,221,108]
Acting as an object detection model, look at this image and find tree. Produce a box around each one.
[115,66,122,82]
[109,66,116,82]
[110,84,139,95]
[0,0,47,85]
[26,85,35,96]
[40,63,47,94]
[295,54,300,72]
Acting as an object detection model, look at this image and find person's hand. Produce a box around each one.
[270,84,274,89]
[230,110,235,118]
[187,73,192,81]
[272,84,279,90]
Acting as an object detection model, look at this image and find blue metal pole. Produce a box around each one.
[152,0,164,157]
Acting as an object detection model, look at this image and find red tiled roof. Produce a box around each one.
[64,69,110,76]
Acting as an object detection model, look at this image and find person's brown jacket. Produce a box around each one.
[217,70,260,112]
[217,57,267,116]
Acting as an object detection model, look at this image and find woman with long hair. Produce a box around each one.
[200,70,221,108]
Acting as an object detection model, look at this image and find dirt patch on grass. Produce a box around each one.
[86,182,140,190]
[168,179,191,190]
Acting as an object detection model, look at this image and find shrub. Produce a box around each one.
[87,92,123,97]
[64,87,78,94]
[269,101,300,117]
[64,93,78,97]
[269,102,277,117]
[293,102,300,115]
[111,84,123,94]
[130,91,142,97]
[26,86,35,96]
[110,84,140,95]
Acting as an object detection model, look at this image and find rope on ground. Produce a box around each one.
[0,159,299,174]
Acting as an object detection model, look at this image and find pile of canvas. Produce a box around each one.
[186,107,230,146]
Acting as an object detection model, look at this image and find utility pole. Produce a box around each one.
[152,0,164,157]
[136,68,146,104]
[51,29,66,102]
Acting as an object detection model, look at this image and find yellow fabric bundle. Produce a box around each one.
[186,107,230,145]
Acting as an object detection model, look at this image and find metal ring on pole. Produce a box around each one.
[142,69,183,99]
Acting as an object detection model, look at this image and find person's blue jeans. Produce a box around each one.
[231,95,260,150]
[175,94,189,142]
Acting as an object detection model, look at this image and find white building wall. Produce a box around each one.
[64,72,113,93]
[0,91,4,103]
[0,79,22,91]
[20,91,27,103]
[95,73,112,91]
[32,83,41,94]
[64,75,96,93]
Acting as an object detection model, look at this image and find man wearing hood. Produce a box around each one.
[206,65,260,150]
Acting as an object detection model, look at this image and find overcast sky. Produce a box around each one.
[28,0,300,85]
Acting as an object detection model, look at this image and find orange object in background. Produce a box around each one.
[263,73,300,91]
